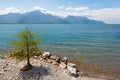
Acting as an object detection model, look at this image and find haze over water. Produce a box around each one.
[0,24,120,71]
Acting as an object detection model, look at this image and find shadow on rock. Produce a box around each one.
[18,65,50,80]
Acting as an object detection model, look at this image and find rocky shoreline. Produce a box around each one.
[0,52,107,80]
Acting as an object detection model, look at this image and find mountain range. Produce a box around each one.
[0,10,105,24]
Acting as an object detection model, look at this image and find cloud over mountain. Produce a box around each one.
[0,10,105,24]
[0,7,20,14]
[0,6,120,24]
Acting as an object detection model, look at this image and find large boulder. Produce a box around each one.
[67,63,79,77]
[42,52,51,59]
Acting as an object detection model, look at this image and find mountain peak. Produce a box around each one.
[0,10,105,24]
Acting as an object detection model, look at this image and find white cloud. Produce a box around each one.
[75,7,88,11]
[0,7,20,14]
[32,6,46,11]
[65,7,74,10]
[87,8,120,24]
[65,7,88,11]
[32,6,49,14]
[52,8,120,24]
[58,6,64,9]
[47,11,68,17]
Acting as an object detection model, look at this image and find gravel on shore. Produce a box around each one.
[0,54,106,80]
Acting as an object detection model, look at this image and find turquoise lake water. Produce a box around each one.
[0,24,120,71]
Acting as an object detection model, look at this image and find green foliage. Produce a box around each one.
[10,28,42,61]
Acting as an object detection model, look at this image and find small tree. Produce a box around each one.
[10,28,42,71]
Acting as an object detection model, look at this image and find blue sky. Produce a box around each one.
[0,0,120,10]
[0,0,120,24]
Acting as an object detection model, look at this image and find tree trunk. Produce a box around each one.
[26,28,32,67]
[20,28,32,71]
[27,52,30,65]
[26,33,30,66]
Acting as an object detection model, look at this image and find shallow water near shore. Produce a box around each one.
[0,24,120,77]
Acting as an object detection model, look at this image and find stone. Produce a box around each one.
[68,66,77,74]
[48,58,59,65]
[3,69,10,72]
[34,56,38,59]
[49,55,61,63]
[9,77,13,80]
[0,55,5,59]
[0,72,4,75]
[59,62,67,69]
[61,57,68,64]
[68,63,77,68]
[55,57,61,63]
[67,63,79,77]
[48,59,53,63]
[49,55,58,60]
[52,61,59,65]
[70,73,79,77]
[2,63,8,69]
[42,51,51,59]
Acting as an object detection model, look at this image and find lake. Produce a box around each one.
[0,24,120,73]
